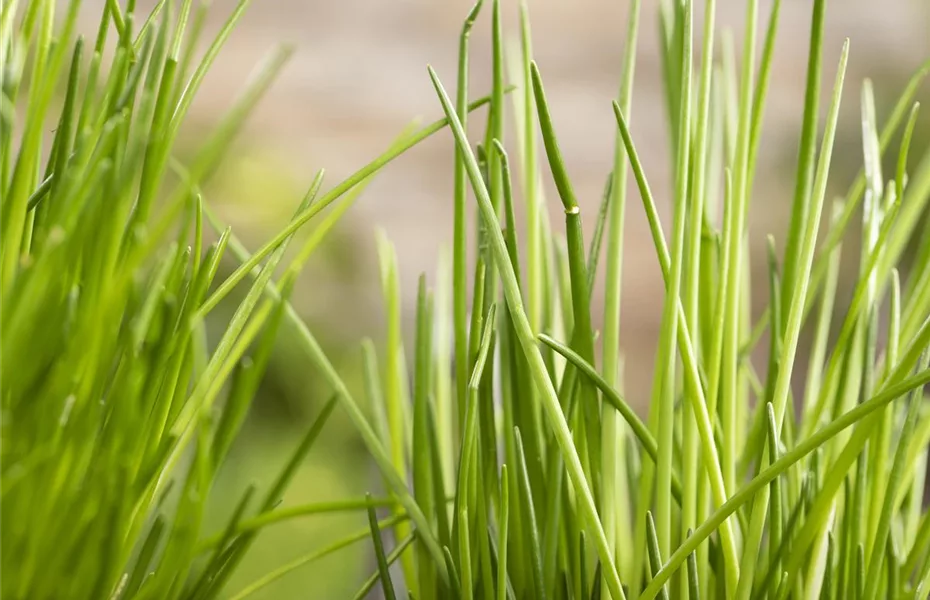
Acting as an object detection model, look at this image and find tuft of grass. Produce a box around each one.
[1,0,487,597]
[4,0,930,599]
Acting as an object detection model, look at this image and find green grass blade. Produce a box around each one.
[613,99,740,592]
[202,213,449,584]
[452,0,484,430]
[640,365,930,599]
[366,496,398,600]
[539,334,684,503]
[414,275,437,597]
[646,511,670,600]
[498,463,511,600]
[428,65,627,600]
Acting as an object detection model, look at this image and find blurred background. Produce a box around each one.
[87,0,929,596]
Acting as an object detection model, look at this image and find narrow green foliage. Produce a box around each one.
[367,497,398,600]
[8,0,930,598]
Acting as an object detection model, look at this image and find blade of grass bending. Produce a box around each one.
[903,213,930,340]
[453,0,485,433]
[639,365,930,600]
[282,160,390,278]
[428,65,627,600]
[203,216,449,584]
[613,100,740,590]
[227,513,408,600]
[200,92,500,316]
[538,334,684,502]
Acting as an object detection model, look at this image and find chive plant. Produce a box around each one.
[3,0,930,599]
[1,0,491,598]
[367,0,930,598]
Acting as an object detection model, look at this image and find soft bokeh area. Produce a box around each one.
[81,0,929,596]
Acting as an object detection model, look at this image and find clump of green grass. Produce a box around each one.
[3,0,930,599]
[0,0,489,597]
[350,0,930,598]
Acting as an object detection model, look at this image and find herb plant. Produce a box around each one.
[2,0,930,599]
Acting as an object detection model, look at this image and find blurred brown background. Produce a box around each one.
[187,0,928,398]
[84,0,929,596]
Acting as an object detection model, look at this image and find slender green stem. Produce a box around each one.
[429,65,627,600]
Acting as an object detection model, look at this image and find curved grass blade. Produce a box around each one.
[538,333,684,503]
[200,211,449,584]
[200,92,501,316]
[639,365,930,599]
[428,65,626,600]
